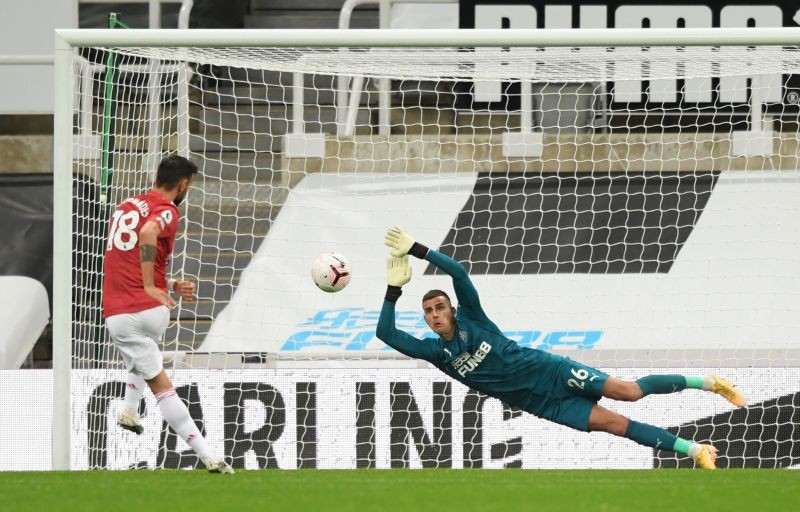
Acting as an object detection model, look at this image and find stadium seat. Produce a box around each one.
[0,276,49,369]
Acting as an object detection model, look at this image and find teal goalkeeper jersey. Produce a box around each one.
[376,249,565,414]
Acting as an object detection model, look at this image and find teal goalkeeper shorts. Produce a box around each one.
[533,357,609,432]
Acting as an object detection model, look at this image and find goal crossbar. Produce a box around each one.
[56,27,800,49]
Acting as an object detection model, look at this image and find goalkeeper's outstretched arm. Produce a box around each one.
[376,256,441,363]
[384,226,485,321]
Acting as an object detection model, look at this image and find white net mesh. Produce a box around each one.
[98,45,800,81]
[67,43,800,470]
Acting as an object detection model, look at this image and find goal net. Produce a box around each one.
[60,31,800,471]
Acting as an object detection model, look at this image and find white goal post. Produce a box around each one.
[53,28,800,471]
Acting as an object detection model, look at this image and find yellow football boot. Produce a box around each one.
[693,444,718,470]
[709,374,747,407]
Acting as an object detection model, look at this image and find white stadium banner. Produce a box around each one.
[201,172,800,356]
[1,368,799,471]
[201,173,479,354]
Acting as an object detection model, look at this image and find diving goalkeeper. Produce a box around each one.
[377,227,747,469]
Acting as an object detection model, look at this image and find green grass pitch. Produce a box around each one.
[0,469,796,511]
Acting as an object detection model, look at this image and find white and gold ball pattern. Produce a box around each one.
[311,252,351,293]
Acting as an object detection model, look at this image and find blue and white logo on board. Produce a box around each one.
[280,308,603,352]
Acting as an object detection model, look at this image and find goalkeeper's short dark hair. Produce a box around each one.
[422,289,451,304]
[155,154,199,189]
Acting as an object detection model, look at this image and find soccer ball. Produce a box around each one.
[311,252,351,293]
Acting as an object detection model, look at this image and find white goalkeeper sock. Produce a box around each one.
[156,388,213,459]
[122,373,146,415]
[687,443,703,458]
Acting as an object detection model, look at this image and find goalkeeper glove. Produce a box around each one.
[384,226,429,259]
[385,255,411,302]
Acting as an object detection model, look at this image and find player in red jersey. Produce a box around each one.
[102,155,233,474]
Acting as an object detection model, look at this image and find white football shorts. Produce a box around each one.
[105,305,170,380]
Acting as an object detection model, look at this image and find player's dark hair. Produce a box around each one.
[155,154,199,189]
[422,289,451,304]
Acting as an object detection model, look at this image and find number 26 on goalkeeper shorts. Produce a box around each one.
[565,364,603,396]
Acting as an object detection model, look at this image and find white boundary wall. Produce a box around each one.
[2,367,798,470]
[0,0,77,113]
